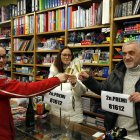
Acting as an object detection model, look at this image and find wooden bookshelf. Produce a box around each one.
[13,63,34,66]
[68,24,110,31]
[4,0,138,132]
[12,72,33,76]
[114,14,140,21]
[0,19,12,77]
[83,110,104,119]
[68,44,110,48]
[36,64,51,67]
[111,0,140,71]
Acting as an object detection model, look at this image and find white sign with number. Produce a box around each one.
[101,91,134,117]
[44,89,72,109]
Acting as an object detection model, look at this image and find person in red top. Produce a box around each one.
[0,46,68,140]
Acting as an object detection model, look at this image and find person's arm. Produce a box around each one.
[72,80,87,96]
[0,74,68,98]
[82,76,103,94]
[78,71,109,95]
[68,74,87,96]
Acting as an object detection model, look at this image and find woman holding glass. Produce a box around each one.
[45,47,86,123]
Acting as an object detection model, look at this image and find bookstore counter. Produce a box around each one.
[15,115,101,140]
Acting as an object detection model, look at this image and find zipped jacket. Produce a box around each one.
[0,74,60,140]
[82,61,140,135]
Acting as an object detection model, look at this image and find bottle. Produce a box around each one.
[26,97,35,128]
[36,101,44,115]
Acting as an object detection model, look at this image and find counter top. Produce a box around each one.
[15,115,103,140]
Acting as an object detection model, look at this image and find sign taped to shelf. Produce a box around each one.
[44,89,72,108]
[101,91,134,117]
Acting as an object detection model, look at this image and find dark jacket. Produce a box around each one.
[82,61,140,135]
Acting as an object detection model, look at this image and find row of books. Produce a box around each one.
[14,66,33,74]
[20,0,80,14]
[37,37,64,50]
[13,38,34,51]
[36,8,65,33]
[17,0,32,16]
[114,0,140,18]
[67,1,109,29]
[82,97,92,112]
[0,5,13,22]
[77,49,109,64]
[7,0,82,17]
[1,0,33,18]
[13,15,34,35]
[68,30,110,44]
[15,76,34,82]
[84,115,105,129]
[13,9,65,35]
[14,4,109,35]
[14,54,34,64]
[17,0,37,15]
[37,54,57,65]
[82,97,101,113]
[37,0,74,11]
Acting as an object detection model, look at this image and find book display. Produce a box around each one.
[67,0,110,83]
[1,0,140,132]
[12,12,35,82]
[111,0,140,68]
[0,20,11,78]
[0,0,110,132]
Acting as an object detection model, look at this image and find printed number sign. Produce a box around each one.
[101,91,134,117]
[44,89,72,109]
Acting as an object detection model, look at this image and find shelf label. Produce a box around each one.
[101,91,134,117]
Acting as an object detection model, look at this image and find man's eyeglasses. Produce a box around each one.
[0,54,6,59]
[61,54,72,57]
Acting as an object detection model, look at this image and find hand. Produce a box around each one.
[78,71,89,81]
[57,73,69,83]
[68,75,77,86]
[129,92,140,103]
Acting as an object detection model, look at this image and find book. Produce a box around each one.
[102,0,110,24]
[23,0,32,14]
[127,1,133,16]
[28,38,34,51]
[133,0,140,15]
[122,2,127,17]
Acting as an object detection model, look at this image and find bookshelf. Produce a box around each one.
[11,12,35,81]
[1,0,111,82]
[0,0,111,131]
[111,0,140,69]
[0,20,11,78]
[4,0,140,131]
